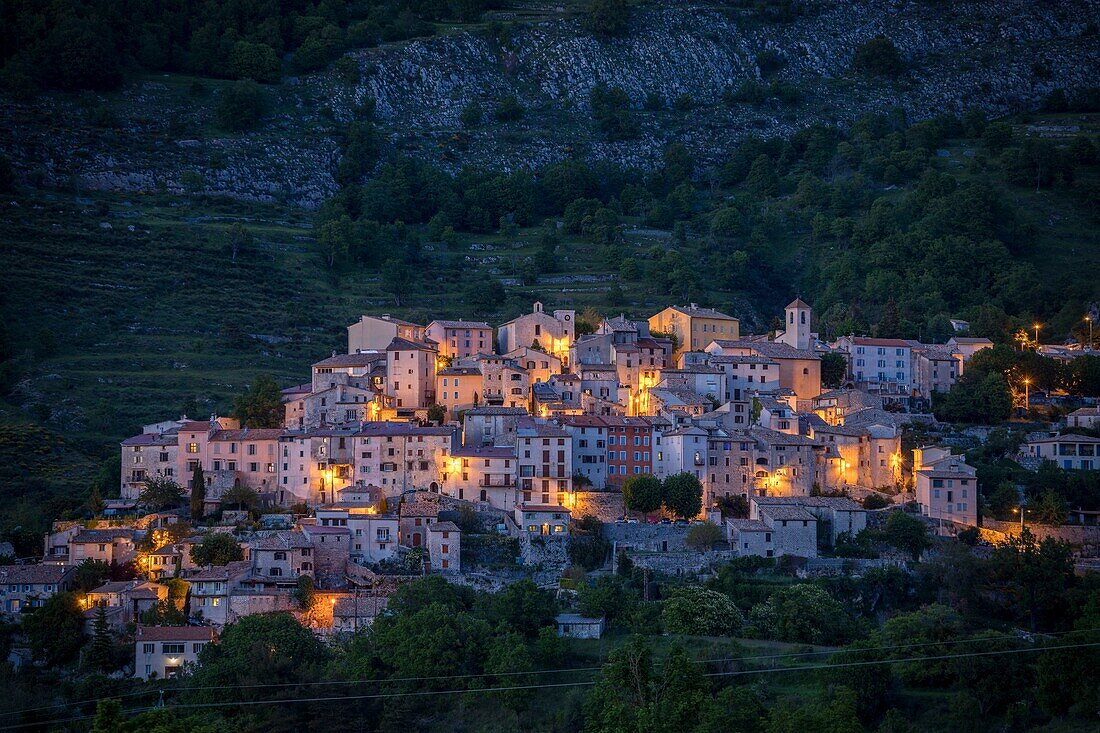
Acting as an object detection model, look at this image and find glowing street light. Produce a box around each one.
[1022,377,1030,411]
[1087,315,1094,352]
[1033,323,1041,345]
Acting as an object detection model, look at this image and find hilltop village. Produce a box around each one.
[5,298,1099,683]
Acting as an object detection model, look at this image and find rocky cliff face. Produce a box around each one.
[2,0,1097,207]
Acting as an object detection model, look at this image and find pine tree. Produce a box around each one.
[877,298,902,338]
[88,605,112,671]
[378,493,389,515]
[87,485,104,516]
[190,464,205,520]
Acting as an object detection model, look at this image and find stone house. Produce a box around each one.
[1026,433,1100,471]
[248,531,315,582]
[134,625,216,680]
[427,521,461,573]
[555,613,605,639]
[0,564,76,616]
[315,504,399,565]
[648,304,740,356]
[425,319,493,360]
[750,501,818,558]
[347,314,425,353]
[188,560,251,626]
[386,337,438,410]
[69,528,138,565]
[514,504,570,535]
[445,445,517,510]
[497,302,575,364]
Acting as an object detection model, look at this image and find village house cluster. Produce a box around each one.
[3,298,1016,678]
[119,300,997,513]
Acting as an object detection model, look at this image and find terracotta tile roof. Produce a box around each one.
[429,320,492,330]
[0,564,73,585]
[314,352,388,368]
[71,529,136,543]
[211,428,285,441]
[666,305,737,321]
[452,445,516,458]
[428,521,461,533]
[136,625,217,642]
[386,337,437,352]
[759,505,817,521]
[189,560,251,581]
[710,340,820,361]
[851,337,912,348]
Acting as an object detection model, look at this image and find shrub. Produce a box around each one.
[661,586,743,636]
[852,36,905,76]
[215,80,268,132]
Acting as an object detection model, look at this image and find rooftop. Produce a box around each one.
[136,625,217,642]
[664,304,737,321]
[313,352,387,369]
[429,319,492,330]
[0,564,73,585]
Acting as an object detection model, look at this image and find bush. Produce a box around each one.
[583,0,631,37]
[215,80,268,132]
[852,36,905,76]
[494,95,524,122]
[746,584,855,644]
[661,586,743,636]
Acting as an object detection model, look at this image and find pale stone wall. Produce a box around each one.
[572,491,624,522]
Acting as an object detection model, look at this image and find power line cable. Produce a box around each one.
[3,639,1097,732]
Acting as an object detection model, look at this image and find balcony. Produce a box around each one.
[480,478,515,488]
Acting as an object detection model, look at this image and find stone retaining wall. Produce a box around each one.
[573,491,624,523]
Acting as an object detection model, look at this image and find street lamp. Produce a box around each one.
[1087,315,1094,351]
[1033,323,1041,345]
[1022,378,1030,412]
[1014,504,1028,533]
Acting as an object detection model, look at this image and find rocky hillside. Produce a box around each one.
[2,0,1097,207]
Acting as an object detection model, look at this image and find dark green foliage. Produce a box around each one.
[494,95,525,122]
[578,575,636,625]
[75,559,112,592]
[933,371,1012,424]
[190,464,206,520]
[661,585,742,635]
[231,373,283,428]
[583,0,631,37]
[214,81,268,132]
[590,83,639,140]
[852,36,906,76]
[87,606,113,671]
[820,352,847,388]
[621,474,662,516]
[569,515,611,570]
[228,41,281,83]
[189,533,243,567]
[22,591,84,664]
[685,520,723,552]
[460,99,483,128]
[662,472,703,519]
[0,1,491,92]
[582,638,720,733]
[990,527,1075,631]
[138,475,185,510]
[221,484,260,511]
[186,613,329,703]
[746,583,856,644]
[476,578,557,637]
[880,510,931,561]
